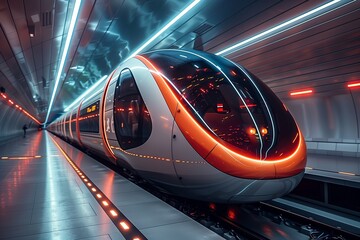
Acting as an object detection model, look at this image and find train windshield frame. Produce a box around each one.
[113,68,152,150]
[143,50,299,160]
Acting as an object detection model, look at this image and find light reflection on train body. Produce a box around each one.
[49,49,306,203]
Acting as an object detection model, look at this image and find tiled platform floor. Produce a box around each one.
[0,131,223,240]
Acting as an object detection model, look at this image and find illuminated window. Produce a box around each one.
[113,69,152,149]
[71,113,76,132]
[143,50,300,158]
[79,100,100,133]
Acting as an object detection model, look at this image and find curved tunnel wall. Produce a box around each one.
[0,101,37,145]
[282,89,360,158]
[226,2,360,160]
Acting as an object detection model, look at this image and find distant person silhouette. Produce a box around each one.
[23,124,28,137]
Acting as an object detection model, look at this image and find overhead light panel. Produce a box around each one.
[347,82,360,89]
[0,92,41,125]
[44,0,82,124]
[127,0,201,60]
[63,0,201,115]
[290,89,313,96]
[216,0,353,56]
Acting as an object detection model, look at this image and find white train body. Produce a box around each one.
[49,49,306,203]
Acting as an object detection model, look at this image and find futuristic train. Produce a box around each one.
[49,49,307,203]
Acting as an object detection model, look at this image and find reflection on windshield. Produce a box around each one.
[143,50,299,160]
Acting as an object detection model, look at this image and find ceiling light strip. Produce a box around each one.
[64,75,108,112]
[0,93,41,124]
[62,0,201,116]
[127,0,201,60]
[216,0,350,56]
[45,0,82,124]
[347,82,360,88]
[290,89,313,96]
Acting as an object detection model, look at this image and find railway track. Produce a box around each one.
[160,196,358,239]
[85,151,360,240]
[133,175,359,240]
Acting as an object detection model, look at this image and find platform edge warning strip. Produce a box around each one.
[50,135,147,240]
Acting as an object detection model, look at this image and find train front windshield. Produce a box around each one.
[143,50,299,160]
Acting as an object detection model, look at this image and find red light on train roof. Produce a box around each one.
[347,82,360,89]
[290,89,313,96]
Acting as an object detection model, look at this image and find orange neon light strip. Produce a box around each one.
[136,55,306,179]
[338,171,356,176]
[100,71,116,160]
[347,82,360,88]
[305,167,359,176]
[0,93,41,124]
[50,134,146,239]
[290,89,313,96]
[76,99,84,146]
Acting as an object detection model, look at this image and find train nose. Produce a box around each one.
[227,170,305,203]
[205,129,307,179]
[140,49,307,180]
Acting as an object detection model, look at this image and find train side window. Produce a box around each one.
[113,69,152,150]
[78,100,100,133]
[71,113,76,132]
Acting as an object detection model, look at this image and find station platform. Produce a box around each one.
[0,131,223,240]
[304,152,360,194]
[285,152,360,235]
[306,153,360,182]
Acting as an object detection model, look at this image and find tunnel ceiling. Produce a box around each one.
[0,0,359,124]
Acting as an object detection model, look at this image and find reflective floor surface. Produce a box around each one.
[0,131,223,240]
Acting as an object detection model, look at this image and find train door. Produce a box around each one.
[171,103,217,186]
[101,71,118,162]
[62,116,66,138]
[111,64,179,185]
[112,69,152,152]
[68,109,74,140]
[110,68,153,168]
